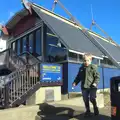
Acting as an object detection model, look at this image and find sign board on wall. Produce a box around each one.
[40,63,63,85]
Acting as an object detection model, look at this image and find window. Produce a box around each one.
[35,29,41,56]
[45,27,67,63]
[101,57,115,67]
[78,54,83,62]
[68,52,77,61]
[92,58,99,65]
[29,33,33,53]
[17,39,20,55]
[22,37,27,52]
[11,42,16,51]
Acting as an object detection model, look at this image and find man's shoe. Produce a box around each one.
[94,107,99,116]
[84,111,91,118]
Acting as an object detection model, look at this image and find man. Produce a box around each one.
[72,53,100,117]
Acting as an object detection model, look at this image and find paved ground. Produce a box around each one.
[0,94,111,120]
[35,103,111,120]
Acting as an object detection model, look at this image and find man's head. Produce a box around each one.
[83,53,92,66]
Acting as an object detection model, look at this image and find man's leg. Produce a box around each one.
[82,89,91,116]
[90,88,99,115]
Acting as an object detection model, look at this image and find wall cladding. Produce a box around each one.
[66,63,120,92]
[103,67,120,88]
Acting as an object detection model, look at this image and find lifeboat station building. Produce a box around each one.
[0,2,120,107]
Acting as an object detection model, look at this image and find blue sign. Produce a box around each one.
[40,63,62,82]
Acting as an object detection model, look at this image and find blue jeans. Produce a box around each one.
[82,88,97,111]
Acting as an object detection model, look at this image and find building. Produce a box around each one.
[0,2,120,107]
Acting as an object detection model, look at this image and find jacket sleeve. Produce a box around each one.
[73,67,81,85]
[93,65,100,85]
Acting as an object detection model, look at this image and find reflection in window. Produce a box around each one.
[46,30,67,63]
[69,52,77,61]
[35,29,41,56]
[17,40,20,55]
[12,42,16,51]
[101,58,114,66]
[29,33,33,53]
[22,37,27,52]
[79,54,83,62]
[92,58,99,65]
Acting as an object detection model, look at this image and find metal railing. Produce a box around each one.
[0,50,41,108]
[0,49,27,71]
[8,63,39,107]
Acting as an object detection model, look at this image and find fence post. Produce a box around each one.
[4,84,10,108]
[102,67,105,93]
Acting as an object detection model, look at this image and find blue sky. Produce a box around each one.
[0,0,120,43]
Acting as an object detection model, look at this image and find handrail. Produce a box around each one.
[4,61,40,85]
[18,51,41,63]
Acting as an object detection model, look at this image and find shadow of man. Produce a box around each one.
[35,103,111,120]
[35,103,81,120]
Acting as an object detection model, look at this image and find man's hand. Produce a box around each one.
[72,82,76,87]
[93,83,97,87]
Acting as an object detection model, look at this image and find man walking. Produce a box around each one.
[72,53,100,117]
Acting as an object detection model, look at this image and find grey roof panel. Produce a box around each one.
[33,6,103,58]
[91,35,120,62]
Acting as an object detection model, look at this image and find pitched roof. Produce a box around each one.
[91,34,120,62]
[5,3,120,63]
[32,4,104,59]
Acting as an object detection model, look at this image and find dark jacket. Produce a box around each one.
[73,64,100,89]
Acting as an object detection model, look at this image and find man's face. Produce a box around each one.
[83,57,92,66]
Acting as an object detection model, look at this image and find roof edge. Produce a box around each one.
[5,8,27,28]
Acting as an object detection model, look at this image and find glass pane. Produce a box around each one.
[92,58,99,65]
[35,29,41,56]
[12,42,16,51]
[29,33,33,53]
[46,28,67,63]
[22,37,27,52]
[69,52,77,61]
[79,54,83,62]
[17,40,20,55]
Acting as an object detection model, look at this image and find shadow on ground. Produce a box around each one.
[35,103,111,120]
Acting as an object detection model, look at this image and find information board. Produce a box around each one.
[40,63,62,83]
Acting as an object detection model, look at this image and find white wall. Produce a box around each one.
[0,37,7,52]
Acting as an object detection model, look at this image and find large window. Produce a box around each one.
[11,42,16,51]
[101,57,115,67]
[22,37,27,53]
[35,29,41,56]
[17,39,20,55]
[11,28,42,57]
[69,52,78,61]
[45,28,67,63]
[92,58,100,65]
[29,33,33,53]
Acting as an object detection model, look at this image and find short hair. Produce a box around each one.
[83,53,93,60]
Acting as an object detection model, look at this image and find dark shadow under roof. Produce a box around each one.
[91,35,120,62]
[32,5,103,58]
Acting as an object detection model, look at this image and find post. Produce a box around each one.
[102,67,105,93]
[4,84,10,108]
